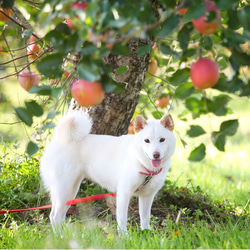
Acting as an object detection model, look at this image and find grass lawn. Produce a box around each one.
[0,79,249,248]
[1,215,249,249]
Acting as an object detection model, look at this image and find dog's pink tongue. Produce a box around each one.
[152,159,161,168]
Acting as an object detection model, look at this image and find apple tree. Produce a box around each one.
[0,0,249,160]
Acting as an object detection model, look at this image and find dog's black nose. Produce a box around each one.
[153,152,160,159]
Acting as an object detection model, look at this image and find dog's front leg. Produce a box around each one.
[116,190,131,235]
[139,193,156,230]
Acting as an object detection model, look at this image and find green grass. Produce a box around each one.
[0,133,249,248]
[1,215,249,249]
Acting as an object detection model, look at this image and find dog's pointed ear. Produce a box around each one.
[133,115,147,133]
[160,114,174,131]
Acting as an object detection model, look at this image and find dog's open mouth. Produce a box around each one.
[151,159,161,168]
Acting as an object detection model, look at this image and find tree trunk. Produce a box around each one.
[71,39,152,136]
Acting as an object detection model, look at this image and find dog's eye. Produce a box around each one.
[159,138,165,143]
[144,139,150,143]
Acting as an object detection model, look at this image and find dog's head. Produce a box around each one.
[133,114,176,168]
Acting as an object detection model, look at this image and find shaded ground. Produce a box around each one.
[3,180,244,229]
[66,184,240,230]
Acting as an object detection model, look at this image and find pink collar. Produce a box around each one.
[135,166,162,193]
[139,166,162,176]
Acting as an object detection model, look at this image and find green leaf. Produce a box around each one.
[211,120,239,152]
[214,73,244,94]
[205,10,216,23]
[1,0,15,8]
[21,29,33,40]
[47,110,59,120]
[111,42,130,56]
[29,85,52,96]
[238,6,250,30]
[182,48,196,59]
[180,138,188,148]
[157,14,179,38]
[188,143,206,162]
[108,18,128,28]
[41,121,55,130]
[36,53,63,79]
[201,36,213,51]
[217,54,228,70]
[81,42,98,55]
[212,132,226,151]
[15,107,33,127]
[184,2,206,22]
[216,0,237,10]
[116,66,129,75]
[177,24,190,51]
[185,97,206,119]
[220,119,239,136]
[230,49,250,67]
[175,82,194,99]
[45,29,68,52]
[228,10,240,30]
[77,61,99,82]
[241,82,250,97]
[51,87,63,99]
[67,32,82,53]
[187,125,206,137]
[26,141,39,157]
[101,74,125,93]
[25,100,44,117]
[54,22,71,36]
[169,68,189,86]
[207,94,230,116]
[158,43,175,55]
[2,28,16,37]
[137,45,151,57]
[222,30,246,49]
[152,111,164,119]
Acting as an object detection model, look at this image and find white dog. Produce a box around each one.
[40,111,176,233]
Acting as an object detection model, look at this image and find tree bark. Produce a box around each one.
[71,38,153,136]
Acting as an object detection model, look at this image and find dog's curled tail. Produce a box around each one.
[53,111,92,143]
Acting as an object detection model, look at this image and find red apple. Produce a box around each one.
[66,3,88,29]
[71,79,104,106]
[18,71,40,91]
[190,58,219,90]
[192,1,221,35]
[30,34,37,43]
[27,43,41,59]
[155,95,170,108]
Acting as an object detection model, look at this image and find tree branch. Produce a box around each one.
[0,49,51,80]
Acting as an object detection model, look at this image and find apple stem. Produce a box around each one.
[198,47,202,59]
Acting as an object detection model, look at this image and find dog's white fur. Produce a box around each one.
[40,111,176,233]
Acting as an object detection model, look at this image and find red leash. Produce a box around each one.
[0,193,116,215]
